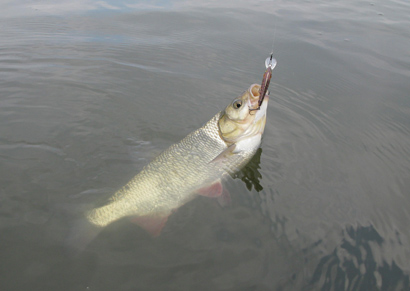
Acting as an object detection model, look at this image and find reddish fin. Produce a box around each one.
[217,188,231,207]
[129,214,169,237]
[197,181,223,198]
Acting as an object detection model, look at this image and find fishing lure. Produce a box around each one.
[250,53,277,112]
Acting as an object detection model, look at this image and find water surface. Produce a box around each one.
[1,0,410,290]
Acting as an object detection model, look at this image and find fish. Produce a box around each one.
[67,60,275,251]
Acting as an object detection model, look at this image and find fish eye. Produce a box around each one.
[232,100,242,109]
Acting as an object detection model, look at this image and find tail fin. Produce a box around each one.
[65,218,102,255]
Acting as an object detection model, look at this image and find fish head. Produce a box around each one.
[218,84,268,144]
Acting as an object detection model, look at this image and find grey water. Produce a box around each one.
[1,0,410,290]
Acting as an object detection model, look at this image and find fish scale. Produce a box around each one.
[77,83,268,242]
[87,113,229,227]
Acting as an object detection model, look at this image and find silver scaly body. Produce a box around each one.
[67,83,269,251]
[87,112,258,227]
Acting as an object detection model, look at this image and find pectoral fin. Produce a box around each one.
[129,214,169,237]
[210,144,237,163]
[197,181,223,197]
[197,181,231,208]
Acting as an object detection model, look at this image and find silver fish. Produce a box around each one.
[67,81,271,251]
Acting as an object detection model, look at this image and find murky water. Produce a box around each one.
[1,0,410,290]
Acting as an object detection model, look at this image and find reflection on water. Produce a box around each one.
[309,225,410,290]
[234,148,264,193]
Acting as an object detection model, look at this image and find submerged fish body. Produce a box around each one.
[82,83,269,239]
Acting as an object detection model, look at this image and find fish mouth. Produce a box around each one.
[246,83,268,138]
[249,83,261,108]
[248,83,269,121]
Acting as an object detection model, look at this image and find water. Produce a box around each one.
[1,0,410,290]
